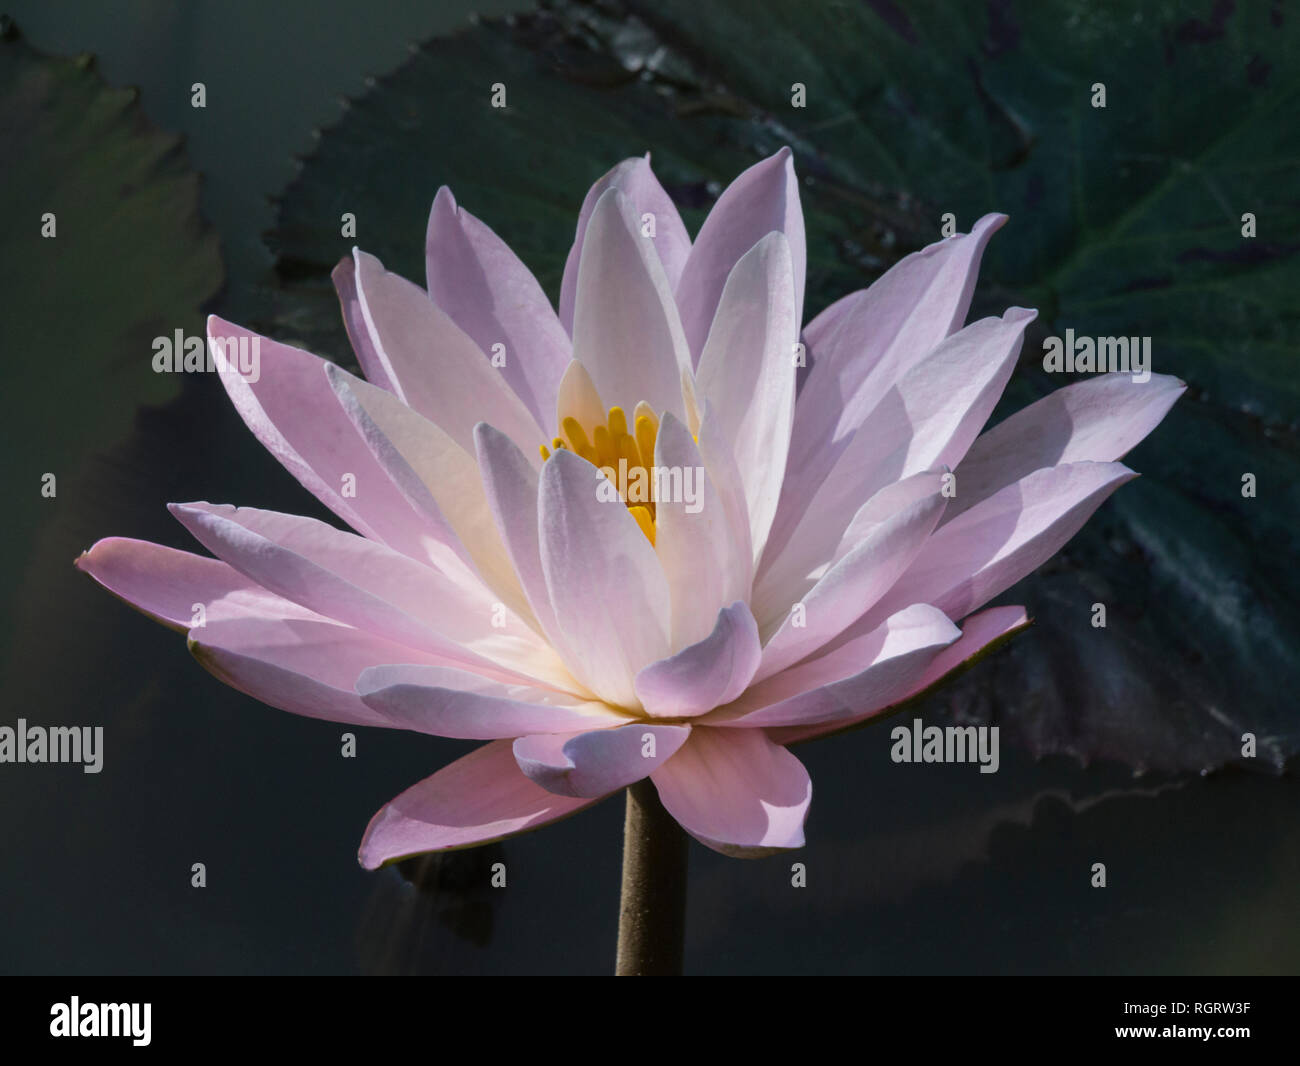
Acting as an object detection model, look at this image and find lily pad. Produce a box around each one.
[267,0,1299,774]
[0,18,223,650]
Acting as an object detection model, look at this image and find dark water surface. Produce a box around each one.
[2,0,1296,975]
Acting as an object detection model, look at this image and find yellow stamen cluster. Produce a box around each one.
[540,403,660,543]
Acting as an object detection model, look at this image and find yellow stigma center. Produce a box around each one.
[540,404,660,544]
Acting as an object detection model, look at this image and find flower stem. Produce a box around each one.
[615,777,687,976]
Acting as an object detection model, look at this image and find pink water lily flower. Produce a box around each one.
[79,148,1182,865]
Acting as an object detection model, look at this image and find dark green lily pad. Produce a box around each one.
[267,0,1298,774]
[0,19,223,650]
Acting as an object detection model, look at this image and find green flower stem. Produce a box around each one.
[615,778,688,976]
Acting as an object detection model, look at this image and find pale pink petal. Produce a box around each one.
[168,502,568,686]
[320,363,475,581]
[754,489,948,682]
[189,616,455,728]
[474,423,571,657]
[649,727,811,856]
[634,602,762,717]
[358,740,600,867]
[75,537,318,631]
[946,372,1186,522]
[426,186,571,427]
[559,155,691,333]
[331,257,392,392]
[831,307,1036,485]
[825,469,952,568]
[789,214,1007,488]
[539,449,672,707]
[868,460,1139,624]
[752,468,947,626]
[513,723,691,798]
[206,316,436,561]
[695,399,754,594]
[652,413,747,648]
[675,148,806,364]
[570,188,690,420]
[768,214,1006,564]
[770,606,1031,745]
[553,358,606,437]
[760,308,1034,593]
[357,664,624,739]
[77,539,524,728]
[693,231,799,564]
[327,364,538,627]
[710,604,960,729]
[350,249,543,450]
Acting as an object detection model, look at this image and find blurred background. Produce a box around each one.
[1,0,1296,974]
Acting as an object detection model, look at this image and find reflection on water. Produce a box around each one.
[357,848,504,974]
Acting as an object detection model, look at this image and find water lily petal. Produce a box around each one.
[513,723,691,797]
[946,372,1186,522]
[327,364,537,626]
[694,231,799,565]
[676,147,806,363]
[869,460,1139,624]
[760,308,1034,594]
[754,488,948,681]
[169,502,568,686]
[189,616,456,729]
[207,316,437,562]
[788,213,1007,490]
[358,740,600,867]
[570,188,691,420]
[650,727,811,856]
[635,602,762,717]
[553,358,607,438]
[474,423,570,654]
[350,248,544,449]
[770,605,1031,745]
[331,255,392,392]
[76,537,318,632]
[652,413,747,648]
[712,604,960,728]
[560,155,691,333]
[357,664,622,739]
[752,468,947,626]
[694,399,754,595]
[426,186,571,427]
[538,449,672,707]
